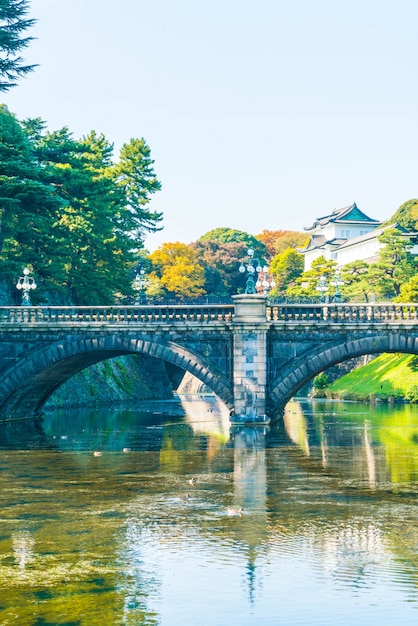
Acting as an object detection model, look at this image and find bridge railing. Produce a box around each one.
[267,302,418,322]
[0,305,235,325]
[1,302,418,326]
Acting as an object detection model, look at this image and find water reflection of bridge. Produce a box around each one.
[1,398,417,618]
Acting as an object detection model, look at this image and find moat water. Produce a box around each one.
[0,396,417,625]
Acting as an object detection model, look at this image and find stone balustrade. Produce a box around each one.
[0,302,417,326]
[0,304,235,325]
[268,302,418,323]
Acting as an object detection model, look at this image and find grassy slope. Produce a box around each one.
[327,353,418,400]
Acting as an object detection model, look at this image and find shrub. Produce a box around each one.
[406,384,418,403]
[313,373,329,390]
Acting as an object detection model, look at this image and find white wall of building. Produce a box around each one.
[336,237,381,266]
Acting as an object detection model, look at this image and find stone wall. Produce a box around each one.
[45,354,174,409]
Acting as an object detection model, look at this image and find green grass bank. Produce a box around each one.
[324,353,418,402]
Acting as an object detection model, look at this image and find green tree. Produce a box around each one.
[371,228,416,299]
[312,372,329,396]
[199,227,267,258]
[395,275,418,303]
[0,108,163,304]
[194,228,268,296]
[0,0,37,91]
[405,384,418,403]
[0,105,64,301]
[269,248,303,295]
[192,239,255,296]
[111,137,163,239]
[43,130,163,303]
[61,131,136,303]
[23,125,127,302]
[34,126,162,303]
[286,256,337,301]
[340,260,375,302]
[313,372,329,389]
[384,198,418,232]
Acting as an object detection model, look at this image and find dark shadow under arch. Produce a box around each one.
[267,332,418,416]
[0,334,234,419]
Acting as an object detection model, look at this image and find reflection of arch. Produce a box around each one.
[268,332,418,415]
[0,335,234,418]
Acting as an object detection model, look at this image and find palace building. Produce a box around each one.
[297,202,416,270]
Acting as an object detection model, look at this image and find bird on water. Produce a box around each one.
[227,506,243,516]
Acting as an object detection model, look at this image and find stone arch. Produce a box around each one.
[0,334,234,419]
[267,332,418,416]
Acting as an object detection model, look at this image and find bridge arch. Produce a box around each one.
[0,334,234,419]
[267,332,418,416]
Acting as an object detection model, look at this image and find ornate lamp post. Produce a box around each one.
[133,268,149,304]
[239,249,264,294]
[316,270,343,303]
[331,270,343,303]
[256,268,276,296]
[16,268,37,306]
[317,275,328,302]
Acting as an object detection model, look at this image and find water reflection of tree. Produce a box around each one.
[277,399,418,591]
[2,400,418,621]
[283,399,418,491]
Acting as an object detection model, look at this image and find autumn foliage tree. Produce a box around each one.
[256,229,307,257]
[148,242,206,300]
[193,228,268,296]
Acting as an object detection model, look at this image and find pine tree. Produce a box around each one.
[111,138,163,239]
[0,105,63,300]
[0,106,163,304]
[29,127,134,304]
[0,0,37,91]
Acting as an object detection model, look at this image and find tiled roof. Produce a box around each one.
[304,202,381,231]
[298,235,347,253]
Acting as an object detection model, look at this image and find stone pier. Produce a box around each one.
[231,294,270,418]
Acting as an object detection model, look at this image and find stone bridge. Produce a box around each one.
[1,295,418,422]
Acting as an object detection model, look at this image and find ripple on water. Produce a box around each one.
[0,401,417,625]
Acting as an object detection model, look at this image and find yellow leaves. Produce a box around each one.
[160,264,205,298]
[57,208,91,232]
[149,242,206,298]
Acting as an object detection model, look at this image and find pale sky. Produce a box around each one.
[4,0,418,250]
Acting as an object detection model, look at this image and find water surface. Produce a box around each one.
[0,396,417,625]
